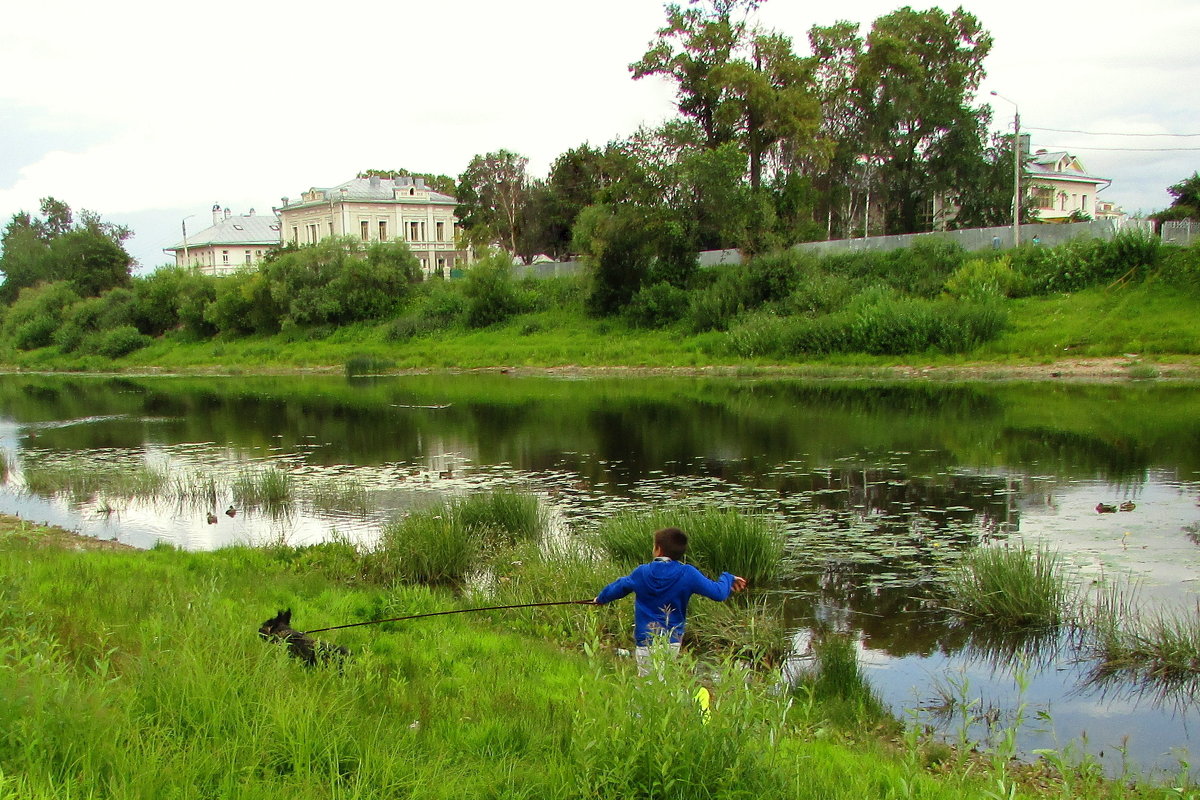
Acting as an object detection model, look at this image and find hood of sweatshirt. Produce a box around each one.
[638,559,689,593]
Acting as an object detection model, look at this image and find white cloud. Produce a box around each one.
[2,0,1198,268]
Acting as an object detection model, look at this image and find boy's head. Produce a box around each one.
[653,527,688,560]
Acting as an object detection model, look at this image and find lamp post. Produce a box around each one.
[990,91,1021,247]
[181,214,196,268]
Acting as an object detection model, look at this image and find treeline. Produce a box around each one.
[449,2,1017,264]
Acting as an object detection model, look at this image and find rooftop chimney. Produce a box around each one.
[224,207,231,220]
[249,208,255,216]
[212,203,221,226]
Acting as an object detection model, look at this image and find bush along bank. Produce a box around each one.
[2,232,1199,370]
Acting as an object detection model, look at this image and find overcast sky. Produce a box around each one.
[2,0,1197,270]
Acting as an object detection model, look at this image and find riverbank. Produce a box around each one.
[6,354,1200,383]
[1,514,1192,799]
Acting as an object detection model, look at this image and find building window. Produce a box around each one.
[410,221,420,240]
[309,224,318,243]
[360,220,369,241]
[222,250,229,264]
[437,257,445,270]
[329,222,335,237]
[379,221,387,241]
[292,227,299,244]
[436,221,445,241]
[1034,187,1054,209]
[1080,195,1088,212]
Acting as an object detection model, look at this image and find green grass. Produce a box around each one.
[450,490,545,547]
[0,518,1192,798]
[591,506,786,585]
[944,542,1076,627]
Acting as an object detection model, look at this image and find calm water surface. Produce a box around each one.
[1,372,1198,778]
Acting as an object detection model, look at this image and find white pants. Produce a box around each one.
[634,641,681,677]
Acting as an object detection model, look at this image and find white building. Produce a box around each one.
[164,205,281,274]
[276,175,466,275]
[1026,148,1111,222]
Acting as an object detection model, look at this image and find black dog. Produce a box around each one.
[258,609,349,667]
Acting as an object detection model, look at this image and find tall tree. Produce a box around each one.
[456,150,530,258]
[855,7,993,234]
[0,198,133,303]
[1155,172,1200,222]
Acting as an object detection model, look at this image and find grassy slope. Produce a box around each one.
[1,516,1175,799]
[4,282,1199,374]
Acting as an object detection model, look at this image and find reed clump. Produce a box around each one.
[592,507,785,585]
[450,490,545,547]
[1084,582,1200,687]
[306,476,371,514]
[366,492,549,585]
[944,543,1075,627]
[231,467,295,513]
[22,462,168,502]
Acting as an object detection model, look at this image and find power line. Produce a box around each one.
[1042,144,1200,152]
[1027,125,1200,138]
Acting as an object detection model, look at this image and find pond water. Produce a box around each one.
[1,372,1198,778]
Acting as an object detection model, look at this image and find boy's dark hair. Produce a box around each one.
[654,527,688,560]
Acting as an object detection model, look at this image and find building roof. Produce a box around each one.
[166,214,282,251]
[1026,150,1110,186]
[281,176,457,211]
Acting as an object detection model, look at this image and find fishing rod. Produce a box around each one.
[302,599,597,635]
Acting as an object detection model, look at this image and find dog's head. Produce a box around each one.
[258,608,294,641]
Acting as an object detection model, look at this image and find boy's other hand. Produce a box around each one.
[732,576,748,592]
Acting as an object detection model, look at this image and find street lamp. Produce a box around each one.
[990,91,1021,247]
[181,214,196,268]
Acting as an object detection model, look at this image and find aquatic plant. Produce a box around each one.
[686,595,792,668]
[1085,581,1200,690]
[792,631,888,728]
[592,507,785,585]
[231,467,294,513]
[22,462,168,502]
[944,542,1074,627]
[344,354,395,377]
[305,476,371,514]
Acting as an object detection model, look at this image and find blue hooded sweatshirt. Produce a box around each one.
[595,559,737,645]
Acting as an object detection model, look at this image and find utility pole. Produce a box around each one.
[991,91,1021,247]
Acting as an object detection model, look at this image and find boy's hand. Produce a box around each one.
[732,576,748,592]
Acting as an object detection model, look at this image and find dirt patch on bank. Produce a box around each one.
[0,514,137,552]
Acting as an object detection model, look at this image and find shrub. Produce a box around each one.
[625,281,689,328]
[943,256,1031,301]
[3,281,80,350]
[742,250,808,306]
[463,252,521,327]
[686,268,748,332]
[1158,243,1200,292]
[91,325,151,358]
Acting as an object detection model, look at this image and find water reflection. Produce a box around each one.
[0,372,1198,776]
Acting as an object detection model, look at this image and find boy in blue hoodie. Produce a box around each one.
[593,526,747,676]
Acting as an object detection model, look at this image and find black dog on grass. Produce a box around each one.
[258,609,349,667]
